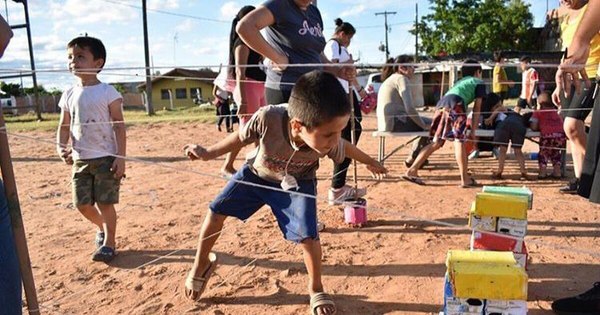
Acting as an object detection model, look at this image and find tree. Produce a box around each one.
[111,83,126,95]
[0,82,23,97]
[413,0,535,56]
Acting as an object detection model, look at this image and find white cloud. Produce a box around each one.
[48,0,137,30]
[220,1,240,20]
[175,19,196,32]
[148,0,179,10]
[339,4,367,18]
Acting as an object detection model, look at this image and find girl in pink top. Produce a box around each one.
[530,93,567,179]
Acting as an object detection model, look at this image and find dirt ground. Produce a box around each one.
[7,113,600,315]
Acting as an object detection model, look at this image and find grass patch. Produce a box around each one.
[3,106,217,132]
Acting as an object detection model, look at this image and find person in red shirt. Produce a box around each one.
[530,92,567,179]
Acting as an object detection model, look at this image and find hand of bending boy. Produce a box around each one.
[183,144,210,161]
[366,160,387,179]
[343,140,388,179]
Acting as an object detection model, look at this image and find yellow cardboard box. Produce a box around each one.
[449,261,528,300]
[446,250,517,269]
[474,193,528,219]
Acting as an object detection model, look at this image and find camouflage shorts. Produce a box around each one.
[72,156,120,206]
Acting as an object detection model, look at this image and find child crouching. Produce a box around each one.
[182,71,387,315]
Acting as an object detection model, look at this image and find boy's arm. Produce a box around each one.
[343,140,387,177]
[109,98,126,179]
[184,132,246,161]
[56,109,73,164]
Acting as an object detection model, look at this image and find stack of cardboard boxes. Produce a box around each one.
[443,186,532,314]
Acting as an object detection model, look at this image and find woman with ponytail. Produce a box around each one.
[324,18,368,204]
[220,5,266,178]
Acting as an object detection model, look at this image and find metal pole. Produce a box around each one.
[348,91,358,197]
[19,0,41,121]
[414,3,418,63]
[142,0,154,115]
[0,112,40,315]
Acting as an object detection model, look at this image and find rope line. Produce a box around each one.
[4,125,598,312]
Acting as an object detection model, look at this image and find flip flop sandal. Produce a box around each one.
[92,246,116,263]
[401,175,426,186]
[310,292,337,315]
[184,252,218,302]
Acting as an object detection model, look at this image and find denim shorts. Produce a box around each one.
[210,164,318,243]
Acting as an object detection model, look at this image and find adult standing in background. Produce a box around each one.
[0,14,22,315]
[551,0,600,313]
[323,18,367,205]
[377,55,431,168]
[552,0,600,195]
[492,51,514,101]
[237,0,354,104]
[220,5,266,178]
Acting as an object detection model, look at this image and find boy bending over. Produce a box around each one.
[182,71,387,315]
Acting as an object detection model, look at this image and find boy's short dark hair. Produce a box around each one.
[67,36,106,70]
[462,59,482,77]
[519,55,531,63]
[288,70,351,129]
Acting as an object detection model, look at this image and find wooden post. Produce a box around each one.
[0,111,40,315]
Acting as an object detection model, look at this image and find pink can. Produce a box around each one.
[343,198,367,227]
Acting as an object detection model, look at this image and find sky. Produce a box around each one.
[0,0,559,91]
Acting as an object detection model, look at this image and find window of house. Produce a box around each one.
[175,88,187,99]
[190,87,202,99]
[161,89,170,100]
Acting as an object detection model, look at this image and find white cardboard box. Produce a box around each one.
[485,299,527,314]
[497,218,527,238]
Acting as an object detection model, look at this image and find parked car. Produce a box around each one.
[0,96,18,115]
[366,72,383,94]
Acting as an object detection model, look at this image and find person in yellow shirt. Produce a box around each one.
[552,0,600,194]
[492,51,514,100]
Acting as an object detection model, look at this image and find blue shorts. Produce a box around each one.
[210,164,318,243]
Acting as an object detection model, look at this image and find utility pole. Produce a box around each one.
[375,10,396,61]
[142,0,154,115]
[1,0,42,120]
[414,3,419,63]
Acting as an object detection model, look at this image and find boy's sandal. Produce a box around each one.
[537,173,549,180]
[310,292,337,315]
[520,173,530,181]
[491,172,503,180]
[184,252,218,302]
[91,246,116,263]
